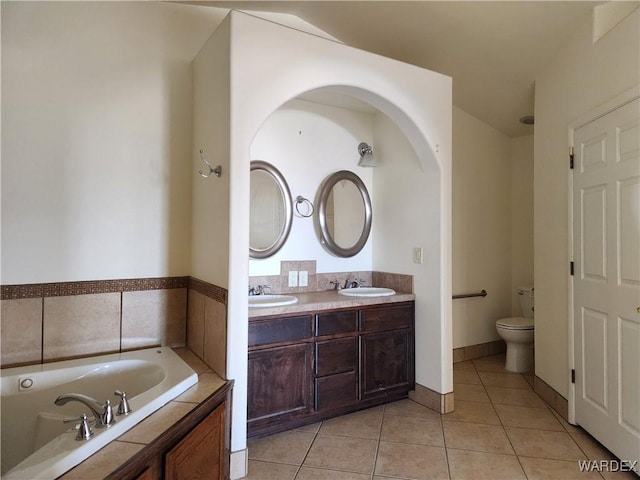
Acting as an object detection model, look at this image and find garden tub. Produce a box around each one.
[1,347,197,479]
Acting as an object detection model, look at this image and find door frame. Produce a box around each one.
[567,85,640,425]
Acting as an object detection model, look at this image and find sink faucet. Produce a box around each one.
[55,393,116,428]
[249,285,270,296]
[344,275,365,289]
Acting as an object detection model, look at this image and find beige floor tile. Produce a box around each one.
[549,408,583,434]
[248,430,316,465]
[375,442,449,479]
[303,434,377,474]
[296,467,371,480]
[506,427,586,461]
[453,360,476,371]
[291,422,322,434]
[447,448,526,480]
[473,357,512,374]
[519,456,604,479]
[478,372,531,389]
[245,460,298,480]
[600,468,640,480]
[443,400,501,425]
[486,386,547,408]
[381,414,444,447]
[453,383,490,403]
[569,431,616,460]
[383,399,441,420]
[453,368,482,385]
[443,421,514,454]
[319,409,382,439]
[494,404,564,431]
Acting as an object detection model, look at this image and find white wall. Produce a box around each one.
[372,113,446,389]
[249,99,374,276]
[223,11,452,462]
[1,2,222,284]
[534,8,639,397]
[511,135,534,314]
[451,107,513,348]
[191,15,232,288]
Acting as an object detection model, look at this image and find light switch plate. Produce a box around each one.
[413,247,423,264]
[299,271,308,287]
[288,270,298,287]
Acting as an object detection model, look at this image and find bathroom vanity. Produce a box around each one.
[248,292,415,438]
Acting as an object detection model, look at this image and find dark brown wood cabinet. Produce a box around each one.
[248,301,414,437]
[105,381,232,480]
[165,403,226,480]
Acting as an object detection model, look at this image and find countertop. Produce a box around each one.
[58,348,228,480]
[248,289,415,319]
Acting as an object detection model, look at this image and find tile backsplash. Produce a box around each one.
[0,277,227,377]
[249,260,413,295]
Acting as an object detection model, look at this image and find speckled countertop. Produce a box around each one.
[248,290,415,319]
[58,348,227,480]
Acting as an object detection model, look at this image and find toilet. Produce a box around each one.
[496,287,534,373]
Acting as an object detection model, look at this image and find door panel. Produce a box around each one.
[573,97,640,467]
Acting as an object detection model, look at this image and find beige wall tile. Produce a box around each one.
[43,293,120,361]
[187,289,205,358]
[121,289,187,350]
[1,298,43,366]
[203,296,226,377]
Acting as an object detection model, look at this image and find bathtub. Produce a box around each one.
[1,347,198,479]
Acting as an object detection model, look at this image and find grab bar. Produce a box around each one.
[452,290,487,300]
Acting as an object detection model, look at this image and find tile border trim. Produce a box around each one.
[453,339,506,363]
[1,277,190,300]
[188,277,227,305]
[534,375,569,421]
[409,382,455,414]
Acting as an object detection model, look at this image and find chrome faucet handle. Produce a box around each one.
[63,414,94,441]
[114,390,132,416]
[100,399,115,427]
[260,284,271,294]
[329,280,342,290]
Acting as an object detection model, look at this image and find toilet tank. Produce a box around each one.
[518,287,534,318]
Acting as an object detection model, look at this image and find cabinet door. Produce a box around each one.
[360,329,412,400]
[248,343,313,423]
[165,403,225,480]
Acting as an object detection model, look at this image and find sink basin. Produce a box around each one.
[338,287,396,297]
[248,294,298,308]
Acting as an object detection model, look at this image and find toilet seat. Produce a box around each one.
[496,317,534,330]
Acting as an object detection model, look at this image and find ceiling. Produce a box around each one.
[188,1,598,137]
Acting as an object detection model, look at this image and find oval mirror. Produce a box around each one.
[316,170,372,257]
[249,161,293,259]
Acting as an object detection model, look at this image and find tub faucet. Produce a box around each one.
[55,393,116,428]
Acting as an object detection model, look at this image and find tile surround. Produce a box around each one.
[0,297,43,365]
[1,276,228,372]
[246,353,630,480]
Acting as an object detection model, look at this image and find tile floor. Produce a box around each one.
[245,353,638,480]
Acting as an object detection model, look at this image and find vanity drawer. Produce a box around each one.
[315,337,358,376]
[315,371,358,411]
[249,315,313,347]
[360,303,413,333]
[315,311,358,336]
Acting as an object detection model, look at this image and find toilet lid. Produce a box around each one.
[496,317,534,330]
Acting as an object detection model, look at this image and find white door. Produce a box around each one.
[573,97,640,466]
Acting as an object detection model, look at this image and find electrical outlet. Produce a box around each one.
[299,270,308,287]
[288,270,298,287]
[413,247,423,264]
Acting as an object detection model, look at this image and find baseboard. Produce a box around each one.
[453,340,506,363]
[409,382,455,414]
[230,449,248,480]
[534,376,569,421]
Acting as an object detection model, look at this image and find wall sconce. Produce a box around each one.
[357,142,376,168]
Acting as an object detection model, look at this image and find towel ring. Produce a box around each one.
[295,195,314,218]
[198,149,222,178]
